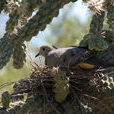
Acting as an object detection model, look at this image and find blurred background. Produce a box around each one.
[0,0,93,92]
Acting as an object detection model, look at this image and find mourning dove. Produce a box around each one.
[35,45,97,69]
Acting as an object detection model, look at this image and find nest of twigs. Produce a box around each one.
[0,64,114,113]
[13,65,112,103]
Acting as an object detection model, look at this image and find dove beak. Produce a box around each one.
[35,53,40,57]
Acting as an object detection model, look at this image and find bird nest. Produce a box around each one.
[13,65,112,103]
[0,64,113,113]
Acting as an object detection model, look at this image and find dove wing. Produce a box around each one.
[60,46,95,67]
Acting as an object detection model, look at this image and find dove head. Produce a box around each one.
[35,45,56,57]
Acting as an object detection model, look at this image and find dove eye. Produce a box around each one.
[42,48,45,51]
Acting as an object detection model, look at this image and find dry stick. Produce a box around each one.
[0,81,17,90]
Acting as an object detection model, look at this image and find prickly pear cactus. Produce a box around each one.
[79,11,110,51]
[6,0,43,33]
[0,0,7,13]
[80,33,108,51]
[107,4,114,31]
[0,33,14,69]
[51,67,69,103]
[1,91,11,109]
[13,43,26,69]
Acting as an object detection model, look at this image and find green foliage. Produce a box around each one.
[55,18,89,47]
[0,61,30,93]
[48,13,90,47]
